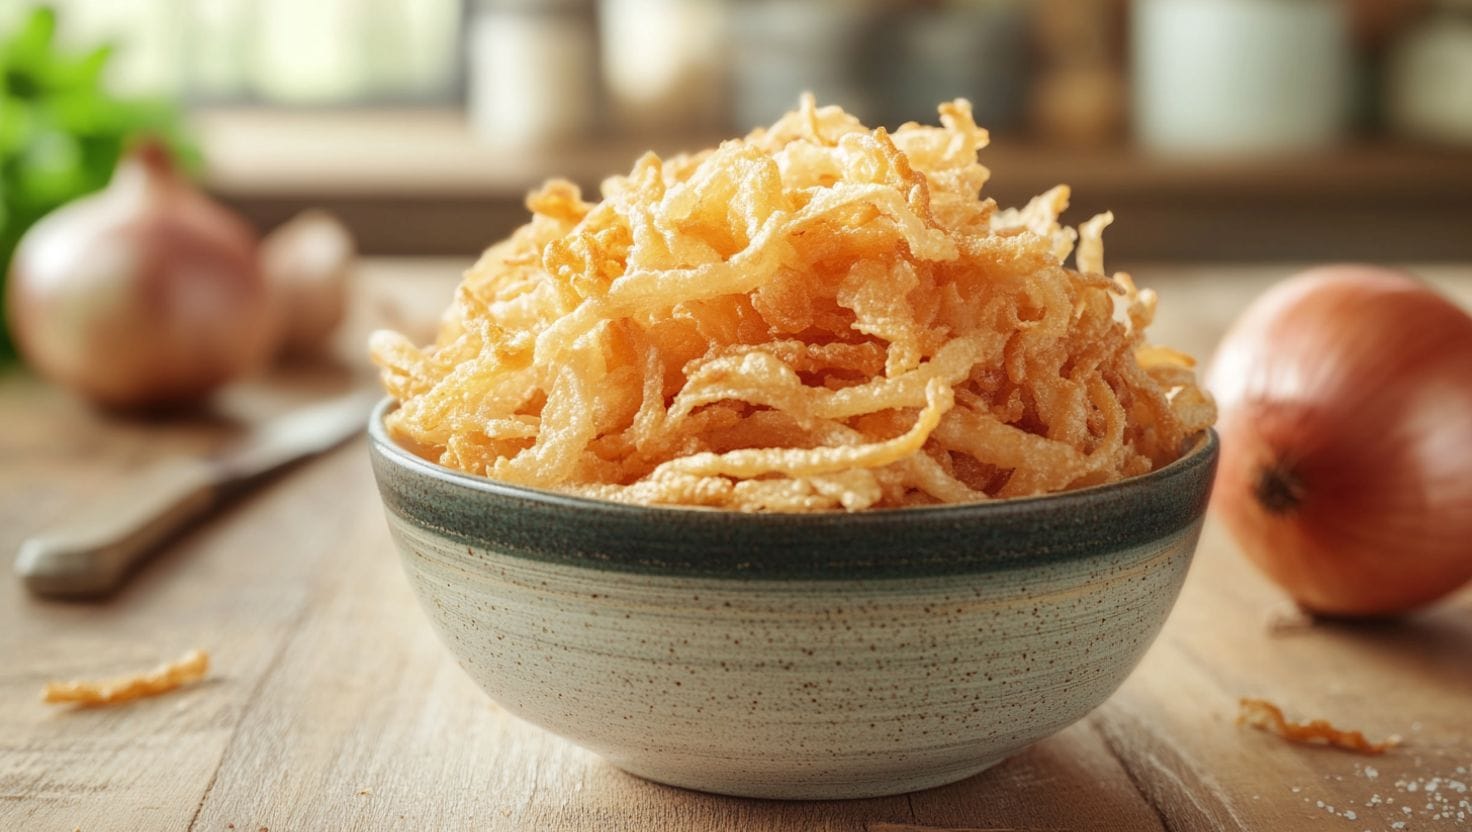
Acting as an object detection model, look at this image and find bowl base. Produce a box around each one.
[609,753,1013,800]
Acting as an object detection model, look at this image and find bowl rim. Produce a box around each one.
[369,397,1218,578]
[369,396,1217,519]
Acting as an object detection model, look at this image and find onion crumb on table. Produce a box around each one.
[1238,697,1397,756]
[41,648,209,707]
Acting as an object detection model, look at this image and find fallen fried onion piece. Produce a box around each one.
[371,96,1215,511]
[1237,697,1396,756]
[43,649,210,707]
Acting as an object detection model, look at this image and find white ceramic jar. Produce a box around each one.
[599,0,725,134]
[467,0,598,146]
[1131,0,1352,155]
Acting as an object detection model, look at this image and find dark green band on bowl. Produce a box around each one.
[369,398,1217,580]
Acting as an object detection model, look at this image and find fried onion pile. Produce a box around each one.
[372,98,1214,511]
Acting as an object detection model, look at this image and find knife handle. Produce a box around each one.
[15,456,222,598]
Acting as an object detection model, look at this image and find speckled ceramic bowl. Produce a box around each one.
[369,400,1217,800]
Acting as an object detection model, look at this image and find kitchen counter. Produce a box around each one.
[2,260,1469,832]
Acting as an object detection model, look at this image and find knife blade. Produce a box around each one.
[14,388,382,599]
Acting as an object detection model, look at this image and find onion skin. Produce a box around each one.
[6,141,273,410]
[1208,265,1472,616]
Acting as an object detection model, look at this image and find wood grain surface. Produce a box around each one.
[1,261,1469,832]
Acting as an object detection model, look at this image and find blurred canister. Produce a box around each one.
[1386,1,1472,146]
[879,0,1029,130]
[468,0,597,145]
[1131,0,1352,154]
[600,0,724,134]
[726,0,880,130]
[1030,0,1128,147]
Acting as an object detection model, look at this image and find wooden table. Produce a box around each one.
[2,261,1469,832]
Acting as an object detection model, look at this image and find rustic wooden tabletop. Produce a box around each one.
[2,261,1469,832]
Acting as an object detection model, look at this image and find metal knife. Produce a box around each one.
[14,388,382,599]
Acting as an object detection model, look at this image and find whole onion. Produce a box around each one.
[261,209,355,358]
[1208,265,1472,616]
[6,140,273,410]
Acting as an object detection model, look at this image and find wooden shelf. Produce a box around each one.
[196,108,707,198]
[195,107,1472,262]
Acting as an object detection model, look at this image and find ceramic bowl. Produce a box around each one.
[369,399,1217,800]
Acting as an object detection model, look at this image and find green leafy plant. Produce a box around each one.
[0,5,195,360]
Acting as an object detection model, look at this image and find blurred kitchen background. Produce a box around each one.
[3,0,1471,289]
